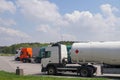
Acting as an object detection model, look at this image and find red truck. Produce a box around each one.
[20,48,32,63]
[19,47,44,63]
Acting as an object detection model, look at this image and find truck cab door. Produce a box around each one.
[41,51,51,67]
[41,46,59,67]
[41,58,50,68]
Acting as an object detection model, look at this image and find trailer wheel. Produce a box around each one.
[79,67,92,77]
[47,66,56,75]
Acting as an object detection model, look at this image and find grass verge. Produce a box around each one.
[0,71,107,80]
[0,53,14,56]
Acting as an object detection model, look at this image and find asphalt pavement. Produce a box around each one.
[0,56,41,75]
[1,56,120,80]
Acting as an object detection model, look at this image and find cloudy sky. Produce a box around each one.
[0,0,120,46]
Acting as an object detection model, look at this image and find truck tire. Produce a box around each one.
[15,57,20,61]
[34,58,41,63]
[22,58,27,63]
[87,65,96,74]
[47,66,56,75]
[79,66,93,77]
[28,59,31,63]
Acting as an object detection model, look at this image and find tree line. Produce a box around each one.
[0,41,74,54]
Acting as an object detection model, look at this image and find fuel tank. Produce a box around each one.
[70,42,120,65]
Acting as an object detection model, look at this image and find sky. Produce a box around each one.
[0,0,120,46]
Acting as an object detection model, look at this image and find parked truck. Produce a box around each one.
[41,42,120,77]
[15,47,45,63]
[34,47,46,63]
[20,48,32,63]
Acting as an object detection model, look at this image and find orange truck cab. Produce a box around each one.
[20,48,32,63]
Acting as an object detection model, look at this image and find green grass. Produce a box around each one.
[0,53,14,56]
[0,71,107,80]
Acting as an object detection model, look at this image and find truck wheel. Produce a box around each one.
[47,66,56,75]
[22,58,27,63]
[80,67,92,77]
[35,59,41,63]
[87,65,96,74]
[28,59,31,63]
[15,57,20,61]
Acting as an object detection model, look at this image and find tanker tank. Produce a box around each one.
[70,41,120,65]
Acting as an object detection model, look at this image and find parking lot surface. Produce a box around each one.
[0,56,41,75]
[1,56,120,80]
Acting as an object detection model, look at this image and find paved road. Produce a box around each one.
[0,56,14,72]
[0,56,41,75]
[1,56,120,80]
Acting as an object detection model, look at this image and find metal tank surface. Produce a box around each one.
[70,41,120,65]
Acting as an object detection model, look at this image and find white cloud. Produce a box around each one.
[62,4,120,41]
[16,0,69,28]
[20,2,120,42]
[0,0,31,46]
[0,26,31,46]
[36,24,52,33]
[1,0,120,46]
[62,34,76,41]
[0,0,16,14]
[36,24,76,42]
[0,18,16,27]
[100,4,119,17]
[65,11,93,23]
[17,0,61,22]
[0,27,30,38]
[37,24,60,36]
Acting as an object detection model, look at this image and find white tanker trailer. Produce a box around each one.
[71,42,120,65]
[41,42,120,77]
